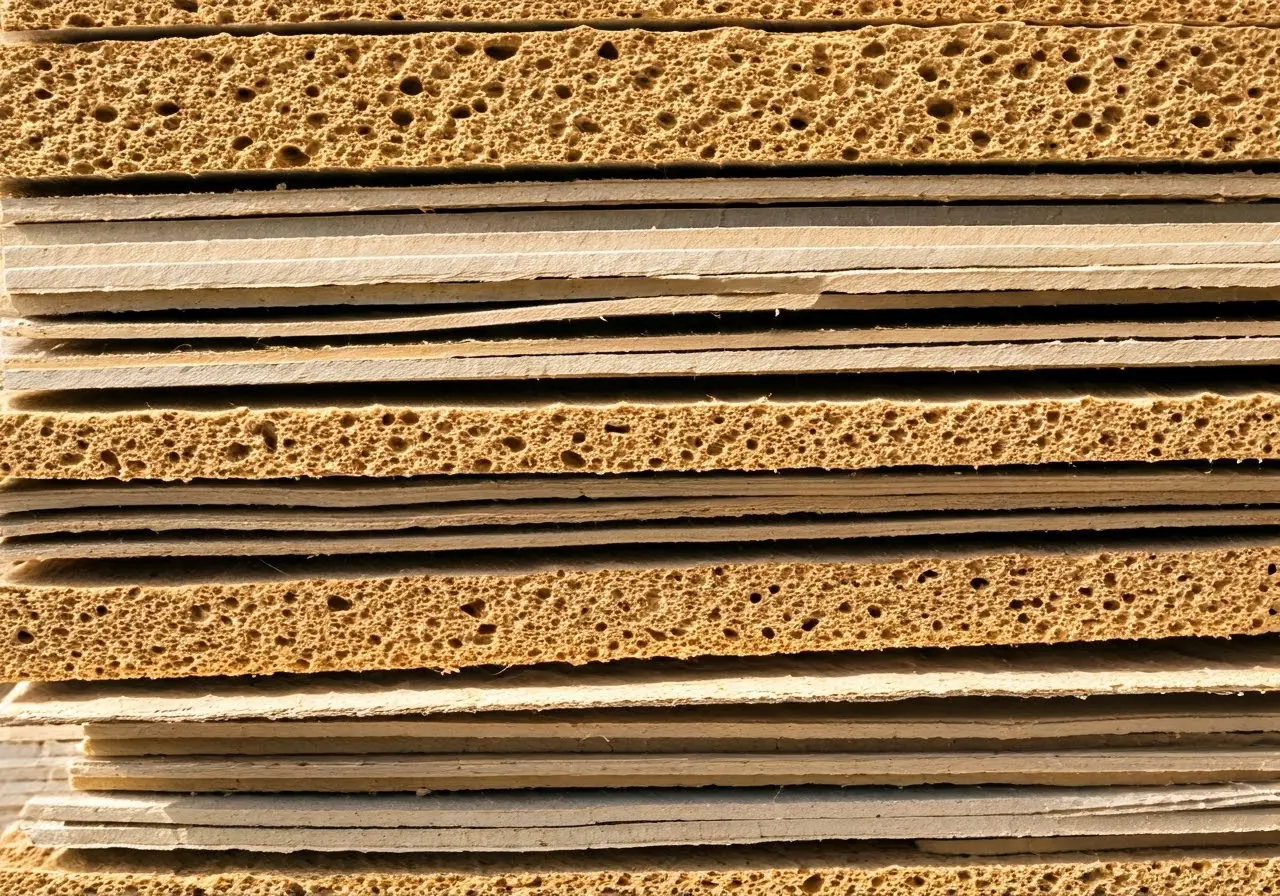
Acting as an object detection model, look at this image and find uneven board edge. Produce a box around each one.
[6,174,1280,224]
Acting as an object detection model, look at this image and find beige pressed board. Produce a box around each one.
[11,339,1280,392]
[75,691,1280,756]
[7,486,1279,538]
[8,175,1280,224]
[13,289,1280,337]
[914,832,1280,856]
[16,204,1273,248]
[13,318,1280,358]
[6,506,1280,561]
[65,747,1280,792]
[23,807,1280,853]
[2,466,1278,514]
[9,221,1280,295]
[9,636,1280,725]
[18,268,1280,315]
[33,783,1280,827]
[24,784,1280,852]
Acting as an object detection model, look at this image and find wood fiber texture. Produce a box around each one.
[2,25,1278,180]
[7,0,1280,32]
[2,391,1279,481]
[3,840,1280,896]
[3,543,1279,681]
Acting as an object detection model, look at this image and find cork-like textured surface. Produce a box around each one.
[1,390,1278,481]
[3,840,1280,896]
[8,0,1280,32]
[3,543,1278,681]
[2,25,1279,179]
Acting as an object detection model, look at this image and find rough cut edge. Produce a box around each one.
[13,288,1280,338]
[22,803,1280,852]
[70,690,1280,753]
[914,832,1280,855]
[17,320,1280,364]
[22,268,1280,316]
[29,783,1280,828]
[13,339,1280,393]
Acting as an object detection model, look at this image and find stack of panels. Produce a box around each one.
[18,645,1280,855]
[0,686,77,829]
[5,0,1280,892]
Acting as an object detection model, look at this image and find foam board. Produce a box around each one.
[4,381,1280,480]
[4,28,1280,179]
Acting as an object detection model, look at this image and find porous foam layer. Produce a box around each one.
[1,24,1276,179]
[3,543,1277,681]
[0,391,1275,481]
[7,0,1278,33]
[1,840,1280,896]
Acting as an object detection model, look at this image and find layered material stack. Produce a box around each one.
[0,686,76,830]
[6,0,1280,892]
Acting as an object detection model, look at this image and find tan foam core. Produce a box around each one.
[3,25,1279,179]
[4,836,1280,896]
[3,539,1280,681]
[2,388,1279,480]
